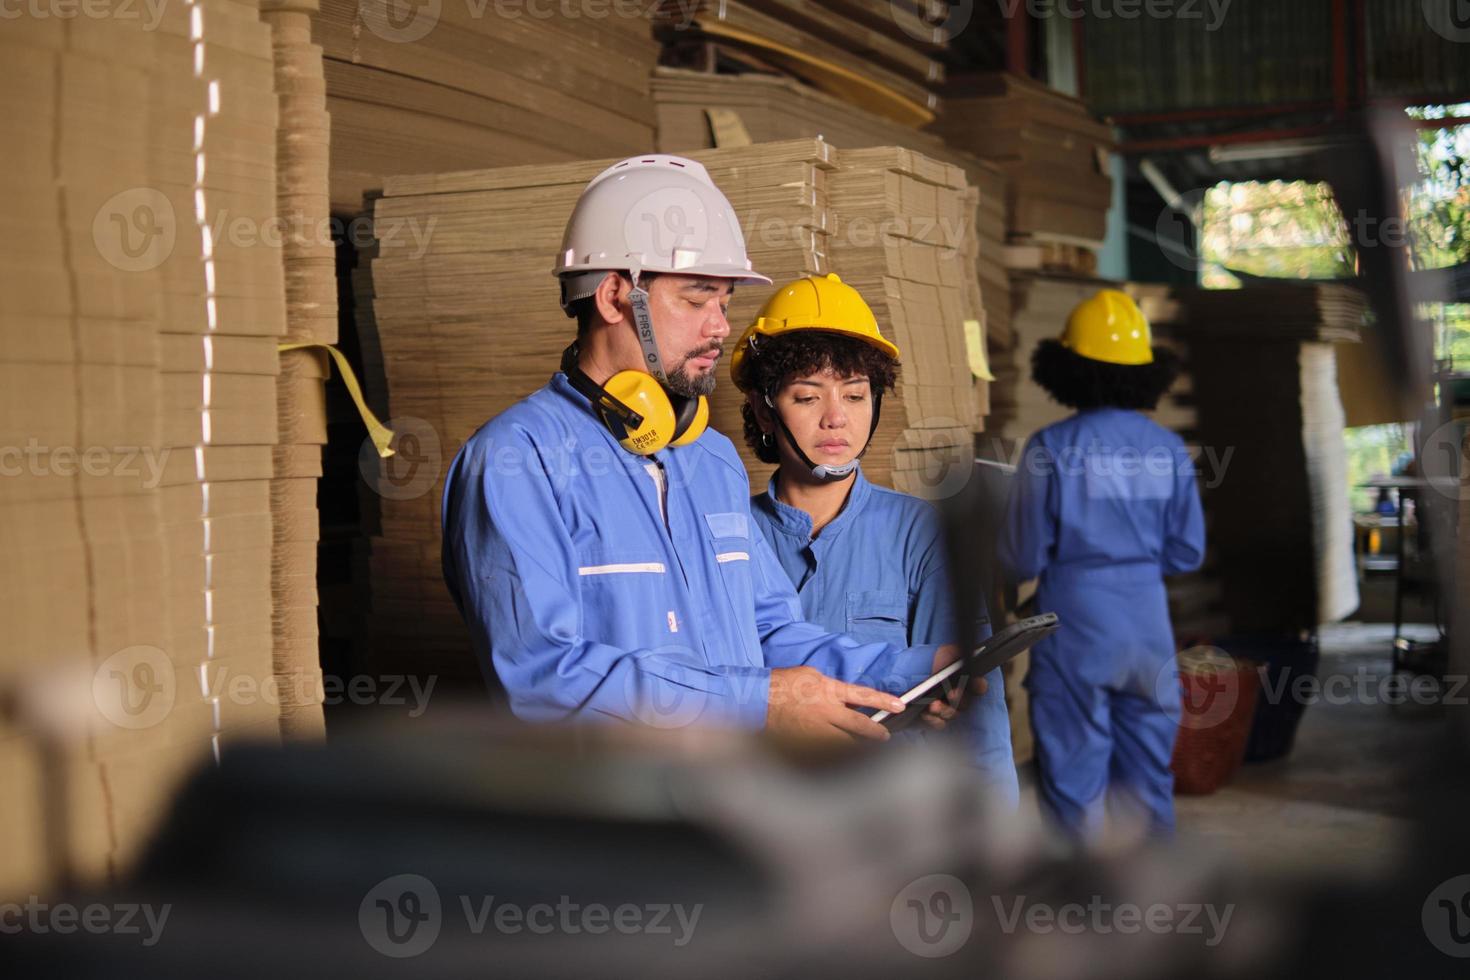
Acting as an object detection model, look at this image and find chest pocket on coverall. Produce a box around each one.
[845,589,910,647]
[703,512,754,621]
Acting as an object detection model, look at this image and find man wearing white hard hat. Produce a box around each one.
[441,155,960,739]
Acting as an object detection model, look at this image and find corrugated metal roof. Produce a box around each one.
[1082,0,1336,116]
[1367,0,1470,101]
[1075,0,1470,117]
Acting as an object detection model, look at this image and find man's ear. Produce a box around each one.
[592,272,626,327]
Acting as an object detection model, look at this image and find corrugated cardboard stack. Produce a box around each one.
[653,68,973,180]
[1122,285,1224,639]
[263,0,334,739]
[316,0,660,213]
[0,0,286,894]
[971,162,1011,350]
[1125,283,1198,439]
[653,0,943,127]
[154,0,287,759]
[983,274,1095,451]
[1180,286,1365,633]
[1186,339,1354,633]
[825,147,977,491]
[1173,283,1369,343]
[0,14,178,889]
[357,140,979,680]
[929,72,1114,249]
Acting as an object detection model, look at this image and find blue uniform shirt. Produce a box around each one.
[749,467,1020,805]
[1000,408,1206,582]
[441,373,938,729]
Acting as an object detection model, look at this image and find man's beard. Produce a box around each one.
[666,345,720,398]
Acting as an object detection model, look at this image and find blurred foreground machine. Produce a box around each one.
[8,714,1468,978]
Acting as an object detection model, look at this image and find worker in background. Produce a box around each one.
[999,289,1205,839]
[441,155,963,740]
[734,274,1019,806]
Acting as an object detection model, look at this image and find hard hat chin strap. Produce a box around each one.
[625,268,670,388]
[765,390,883,483]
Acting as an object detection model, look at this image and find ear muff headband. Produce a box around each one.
[561,343,643,429]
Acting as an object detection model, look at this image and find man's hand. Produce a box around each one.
[919,644,989,731]
[767,666,905,742]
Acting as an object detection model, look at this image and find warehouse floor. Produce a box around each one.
[1016,622,1445,876]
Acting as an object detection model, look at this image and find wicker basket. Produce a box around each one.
[1170,646,1260,795]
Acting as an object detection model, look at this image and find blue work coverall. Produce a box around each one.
[441,373,939,728]
[750,468,1020,807]
[999,407,1206,838]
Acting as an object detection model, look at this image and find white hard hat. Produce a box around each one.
[553,155,771,313]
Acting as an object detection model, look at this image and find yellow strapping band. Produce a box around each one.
[698,21,935,127]
[277,342,396,458]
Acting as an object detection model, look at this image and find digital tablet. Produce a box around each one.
[867,612,1060,732]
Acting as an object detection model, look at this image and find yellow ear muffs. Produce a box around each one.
[600,370,678,454]
[669,394,709,447]
[561,342,708,455]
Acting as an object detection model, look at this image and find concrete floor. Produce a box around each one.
[1018,622,1447,877]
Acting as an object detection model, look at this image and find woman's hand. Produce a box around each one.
[918,644,988,730]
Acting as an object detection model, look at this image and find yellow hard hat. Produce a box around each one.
[1062,289,1154,366]
[730,273,900,390]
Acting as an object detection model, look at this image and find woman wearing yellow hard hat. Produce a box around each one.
[998,287,1206,840]
[733,273,1019,806]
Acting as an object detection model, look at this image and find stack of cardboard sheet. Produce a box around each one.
[1125,283,1198,439]
[153,0,287,762]
[1183,289,1363,634]
[316,0,659,213]
[0,14,178,890]
[262,0,333,739]
[653,0,942,127]
[357,140,979,682]
[1172,283,1367,630]
[0,0,285,895]
[983,274,1094,451]
[1175,283,1369,343]
[1127,292,1225,642]
[929,72,1114,247]
[970,162,1011,350]
[654,68,972,180]
[652,68,1004,424]
[825,147,977,487]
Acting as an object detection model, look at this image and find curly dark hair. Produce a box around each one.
[1031,338,1182,411]
[737,330,900,464]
